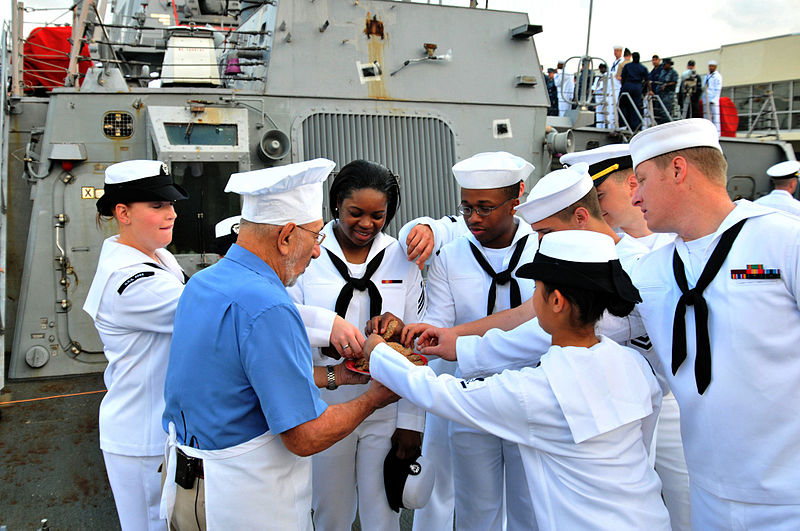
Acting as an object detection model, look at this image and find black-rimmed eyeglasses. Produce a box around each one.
[457,197,514,217]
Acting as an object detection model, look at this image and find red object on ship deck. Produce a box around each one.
[698,97,739,137]
[23,26,91,92]
[719,97,738,137]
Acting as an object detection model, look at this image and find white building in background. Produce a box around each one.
[647,33,800,154]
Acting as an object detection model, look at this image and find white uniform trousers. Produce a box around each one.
[413,357,456,531]
[411,412,455,531]
[450,423,535,531]
[654,393,691,531]
[103,451,167,531]
[690,483,800,530]
[706,100,721,134]
[311,416,399,530]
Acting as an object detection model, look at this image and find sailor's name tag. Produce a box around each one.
[730,264,781,280]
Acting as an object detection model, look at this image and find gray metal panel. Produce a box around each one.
[265,1,547,107]
[300,113,458,235]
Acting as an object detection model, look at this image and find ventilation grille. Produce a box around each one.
[102,111,134,139]
[301,113,458,236]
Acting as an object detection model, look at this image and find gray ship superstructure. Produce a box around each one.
[0,0,794,385]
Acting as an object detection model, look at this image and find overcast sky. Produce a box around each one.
[4,0,800,69]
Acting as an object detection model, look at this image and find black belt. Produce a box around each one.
[175,447,204,489]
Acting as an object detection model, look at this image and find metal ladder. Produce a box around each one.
[746,89,782,140]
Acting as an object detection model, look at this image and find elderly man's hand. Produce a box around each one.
[405,224,434,270]
[365,379,400,409]
[333,363,370,386]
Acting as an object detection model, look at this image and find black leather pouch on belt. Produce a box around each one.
[175,448,203,489]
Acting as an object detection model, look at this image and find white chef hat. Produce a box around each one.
[708,60,718,66]
[766,160,800,180]
[629,118,722,170]
[384,452,435,512]
[560,144,633,187]
[452,152,534,190]
[224,159,336,225]
[97,160,188,216]
[214,215,241,255]
[516,162,592,224]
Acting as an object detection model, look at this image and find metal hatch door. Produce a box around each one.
[146,104,250,273]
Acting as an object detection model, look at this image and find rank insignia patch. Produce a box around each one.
[460,377,485,389]
[730,264,781,280]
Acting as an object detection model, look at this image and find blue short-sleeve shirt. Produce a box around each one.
[163,244,327,450]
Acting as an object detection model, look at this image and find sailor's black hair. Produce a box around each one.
[328,160,401,228]
[539,280,636,328]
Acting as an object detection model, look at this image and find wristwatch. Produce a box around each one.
[326,365,338,390]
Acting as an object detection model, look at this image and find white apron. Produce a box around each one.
[161,423,313,530]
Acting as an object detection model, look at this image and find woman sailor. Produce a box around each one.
[289,160,425,530]
[362,230,671,530]
[83,160,188,530]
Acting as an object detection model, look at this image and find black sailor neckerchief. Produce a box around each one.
[325,248,386,319]
[468,234,530,316]
[671,218,746,395]
[143,261,189,284]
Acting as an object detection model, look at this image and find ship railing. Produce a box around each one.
[1,19,9,383]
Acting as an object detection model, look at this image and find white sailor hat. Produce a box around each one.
[629,118,722,170]
[97,160,188,216]
[613,44,623,50]
[224,159,336,225]
[516,230,641,303]
[708,60,718,66]
[560,144,633,187]
[766,160,800,179]
[384,452,435,512]
[452,152,534,190]
[214,215,241,255]
[516,162,592,224]
[215,215,241,238]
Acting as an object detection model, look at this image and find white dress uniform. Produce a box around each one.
[289,222,425,531]
[608,57,623,128]
[630,230,691,531]
[753,189,800,217]
[370,336,670,531]
[425,219,538,531]
[84,235,186,531]
[555,69,575,117]
[454,232,646,380]
[634,231,677,251]
[399,214,466,259]
[703,70,723,134]
[397,214,467,531]
[631,200,800,528]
